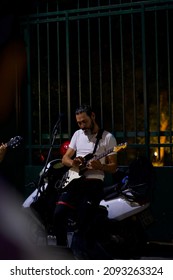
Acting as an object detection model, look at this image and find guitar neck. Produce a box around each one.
[85,142,127,164]
[79,147,114,174]
[91,147,114,162]
[78,142,127,175]
[5,136,22,149]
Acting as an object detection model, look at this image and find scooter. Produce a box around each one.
[23,157,154,259]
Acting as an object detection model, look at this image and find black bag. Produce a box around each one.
[125,156,154,201]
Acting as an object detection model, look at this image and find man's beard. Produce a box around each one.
[83,119,95,134]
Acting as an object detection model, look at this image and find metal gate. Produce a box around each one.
[20,0,173,166]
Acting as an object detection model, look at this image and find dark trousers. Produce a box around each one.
[53,177,104,246]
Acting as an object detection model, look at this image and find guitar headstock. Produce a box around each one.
[7,136,23,149]
[113,142,127,153]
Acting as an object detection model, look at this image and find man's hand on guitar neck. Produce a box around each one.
[87,158,116,173]
[0,143,7,163]
[87,159,102,170]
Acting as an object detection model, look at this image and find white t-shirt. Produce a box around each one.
[69,129,117,180]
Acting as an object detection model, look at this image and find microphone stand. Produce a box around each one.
[34,115,63,200]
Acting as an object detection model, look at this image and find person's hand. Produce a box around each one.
[0,143,7,162]
[87,159,103,170]
[72,156,84,168]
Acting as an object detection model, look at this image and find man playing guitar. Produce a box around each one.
[53,104,118,246]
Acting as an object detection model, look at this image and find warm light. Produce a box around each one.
[154,151,158,157]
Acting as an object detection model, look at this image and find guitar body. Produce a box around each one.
[62,167,82,189]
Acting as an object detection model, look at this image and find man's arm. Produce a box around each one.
[89,153,117,173]
[101,154,117,173]
[62,147,75,167]
[62,147,83,168]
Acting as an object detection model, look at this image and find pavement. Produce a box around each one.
[31,236,173,260]
[140,241,173,260]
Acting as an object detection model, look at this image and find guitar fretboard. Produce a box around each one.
[87,142,127,163]
[92,147,114,162]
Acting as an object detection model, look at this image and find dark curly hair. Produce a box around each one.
[75,104,93,117]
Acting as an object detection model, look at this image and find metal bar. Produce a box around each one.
[155,11,160,159]
[46,16,51,143]
[98,6,103,125]
[24,26,32,164]
[56,4,61,115]
[21,3,173,25]
[65,13,71,137]
[37,23,42,147]
[131,12,137,143]
[141,5,149,157]
[109,8,114,131]
[21,0,173,20]
[77,15,82,104]
[120,13,126,139]
[166,10,172,161]
[87,2,92,105]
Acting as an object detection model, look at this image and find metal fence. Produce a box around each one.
[20,0,173,166]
